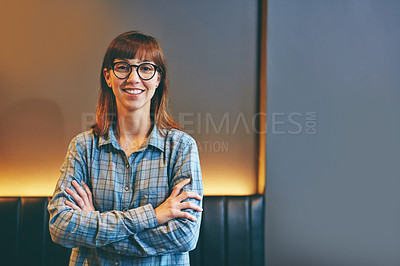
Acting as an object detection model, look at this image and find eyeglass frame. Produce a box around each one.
[109,61,163,81]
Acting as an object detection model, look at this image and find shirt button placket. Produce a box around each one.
[123,159,131,209]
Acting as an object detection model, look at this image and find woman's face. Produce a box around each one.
[103,57,161,115]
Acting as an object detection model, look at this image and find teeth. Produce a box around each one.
[125,89,143,95]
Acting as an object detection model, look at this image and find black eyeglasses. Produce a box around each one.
[110,61,162,80]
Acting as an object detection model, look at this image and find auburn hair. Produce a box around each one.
[92,31,180,136]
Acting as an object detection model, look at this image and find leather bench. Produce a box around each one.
[0,195,263,266]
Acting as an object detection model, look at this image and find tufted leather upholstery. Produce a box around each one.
[0,196,263,266]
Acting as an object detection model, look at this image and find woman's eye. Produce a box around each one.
[116,65,129,71]
[140,65,154,72]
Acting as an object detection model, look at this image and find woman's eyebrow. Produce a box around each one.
[113,58,128,63]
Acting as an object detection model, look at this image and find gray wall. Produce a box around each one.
[265,0,400,265]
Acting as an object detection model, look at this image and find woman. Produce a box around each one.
[48,31,203,265]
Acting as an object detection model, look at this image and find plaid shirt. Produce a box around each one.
[48,125,203,265]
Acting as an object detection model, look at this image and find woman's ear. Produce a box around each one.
[156,73,161,88]
[103,68,112,87]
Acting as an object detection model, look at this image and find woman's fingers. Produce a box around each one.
[81,181,93,204]
[177,211,198,222]
[177,191,202,202]
[172,180,203,212]
[170,178,191,197]
[72,180,89,204]
[155,178,202,224]
[180,201,203,212]
[65,200,81,211]
[65,187,85,208]
[65,180,95,212]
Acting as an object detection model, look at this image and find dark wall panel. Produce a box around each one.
[251,196,264,266]
[226,197,250,266]
[18,198,48,265]
[201,197,225,266]
[0,198,20,266]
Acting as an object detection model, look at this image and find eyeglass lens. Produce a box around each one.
[113,62,156,80]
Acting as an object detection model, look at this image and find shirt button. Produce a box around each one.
[124,186,129,191]
[123,208,128,212]
[114,262,119,266]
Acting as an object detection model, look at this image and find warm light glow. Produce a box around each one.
[0,172,59,197]
[0,172,256,197]
[203,180,256,196]
[202,165,258,196]
[0,135,258,197]
[0,160,257,196]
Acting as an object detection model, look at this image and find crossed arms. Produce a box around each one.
[48,134,203,257]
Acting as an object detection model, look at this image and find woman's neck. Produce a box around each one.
[115,109,152,156]
[117,113,151,137]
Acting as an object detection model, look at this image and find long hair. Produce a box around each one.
[92,31,180,136]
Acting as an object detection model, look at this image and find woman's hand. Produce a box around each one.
[65,180,95,212]
[154,178,203,225]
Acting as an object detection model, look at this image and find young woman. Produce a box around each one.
[48,31,203,265]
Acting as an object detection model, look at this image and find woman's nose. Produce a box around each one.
[126,67,140,82]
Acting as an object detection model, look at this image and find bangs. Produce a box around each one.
[106,33,162,66]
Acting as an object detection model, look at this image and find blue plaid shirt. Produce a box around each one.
[48,125,203,265]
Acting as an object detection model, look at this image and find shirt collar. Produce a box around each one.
[98,124,165,152]
[147,125,165,152]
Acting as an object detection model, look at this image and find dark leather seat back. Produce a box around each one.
[0,196,263,266]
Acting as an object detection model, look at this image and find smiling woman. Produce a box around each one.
[47,31,203,265]
[93,31,179,138]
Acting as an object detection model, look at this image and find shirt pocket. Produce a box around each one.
[138,177,170,207]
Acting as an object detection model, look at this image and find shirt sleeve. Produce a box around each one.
[100,137,203,256]
[48,136,158,248]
